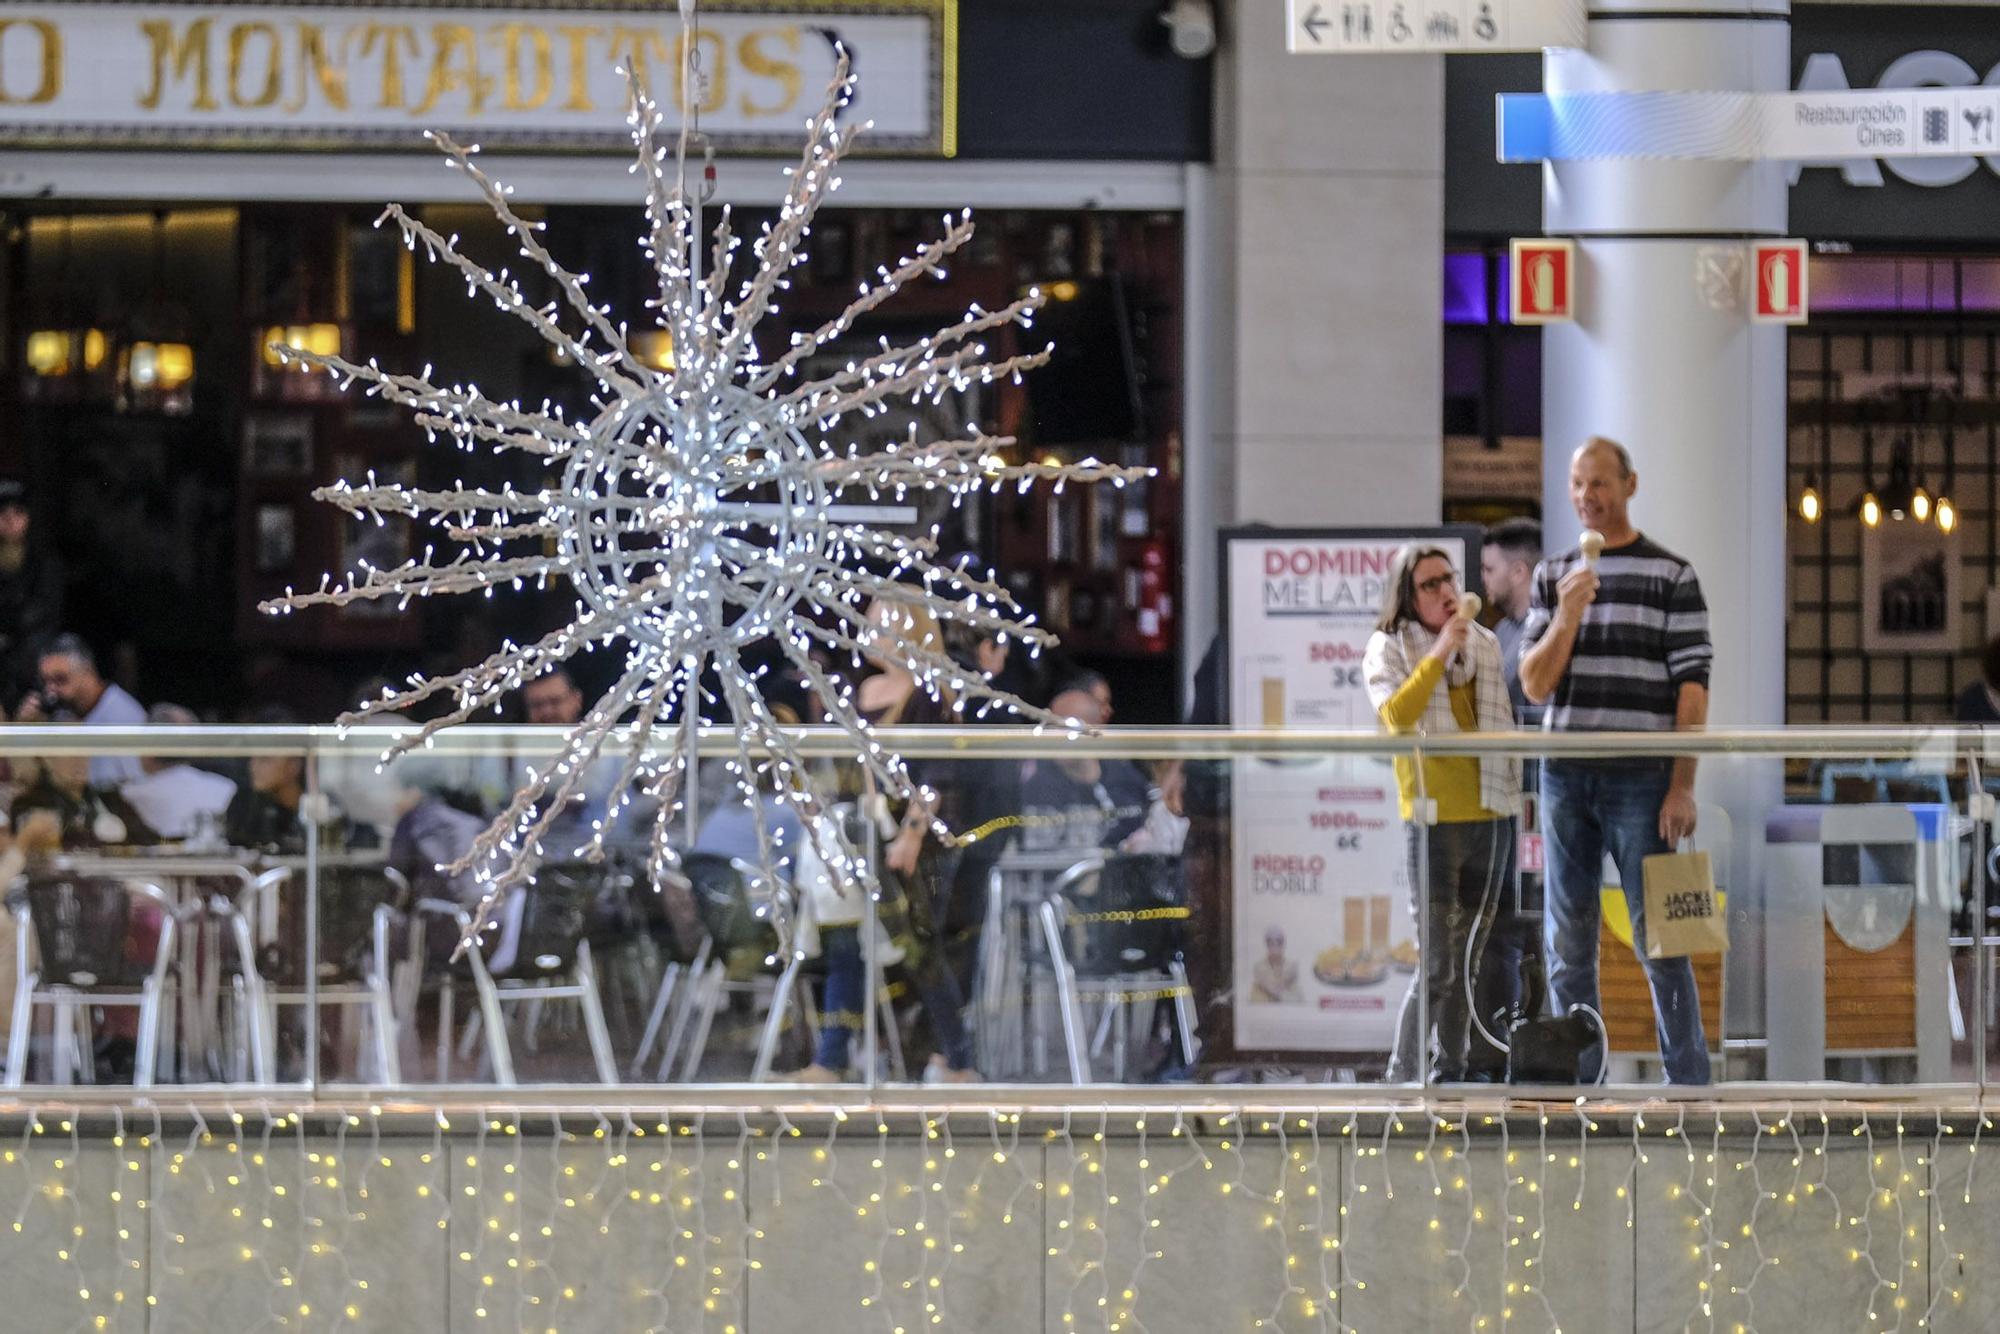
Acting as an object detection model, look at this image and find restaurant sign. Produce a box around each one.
[0,1,950,153]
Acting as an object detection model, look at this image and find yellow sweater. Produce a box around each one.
[1378,656,1500,824]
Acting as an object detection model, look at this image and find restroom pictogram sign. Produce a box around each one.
[1509,237,1575,323]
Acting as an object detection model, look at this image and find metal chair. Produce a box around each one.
[628,865,712,1081]
[5,873,178,1087]
[426,870,618,1085]
[669,852,802,1081]
[1038,851,1198,1084]
[210,865,407,1084]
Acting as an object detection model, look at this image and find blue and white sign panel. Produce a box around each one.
[1498,87,2000,162]
[1286,0,1581,54]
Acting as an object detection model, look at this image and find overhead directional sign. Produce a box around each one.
[1497,87,2000,162]
[1286,0,1582,54]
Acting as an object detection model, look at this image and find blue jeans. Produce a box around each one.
[1541,761,1711,1085]
[811,925,976,1074]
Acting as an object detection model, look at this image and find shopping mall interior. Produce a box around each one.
[0,0,1994,1329]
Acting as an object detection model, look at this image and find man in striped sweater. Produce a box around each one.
[1520,437,1712,1085]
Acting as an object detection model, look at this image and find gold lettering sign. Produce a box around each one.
[139,17,215,112]
[497,22,550,112]
[737,27,800,118]
[227,21,283,108]
[0,18,60,105]
[0,5,947,155]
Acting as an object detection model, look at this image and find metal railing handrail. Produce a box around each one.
[0,721,1986,762]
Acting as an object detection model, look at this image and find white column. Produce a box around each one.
[1187,0,1448,683]
[1540,2,1789,729]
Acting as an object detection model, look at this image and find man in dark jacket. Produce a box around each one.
[0,480,62,704]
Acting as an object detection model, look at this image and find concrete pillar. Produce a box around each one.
[1187,0,1447,682]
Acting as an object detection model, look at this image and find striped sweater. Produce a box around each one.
[1520,533,1711,732]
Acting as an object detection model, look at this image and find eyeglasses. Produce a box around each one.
[1416,572,1458,595]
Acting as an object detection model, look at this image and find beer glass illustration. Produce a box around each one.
[1367,893,1392,954]
[1260,676,1285,727]
[1343,898,1367,952]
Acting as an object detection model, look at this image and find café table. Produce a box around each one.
[51,846,388,1082]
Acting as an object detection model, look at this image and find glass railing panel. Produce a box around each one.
[1421,727,1977,1090]
[0,723,1989,1096]
[0,726,313,1091]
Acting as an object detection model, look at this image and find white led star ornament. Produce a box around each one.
[261,50,1149,954]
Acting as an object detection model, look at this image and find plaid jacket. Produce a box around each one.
[1363,620,1522,819]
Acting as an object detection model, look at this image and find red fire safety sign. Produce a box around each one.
[1508,238,1575,324]
[1751,240,1809,324]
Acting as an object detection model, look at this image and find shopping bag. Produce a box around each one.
[1641,849,1728,958]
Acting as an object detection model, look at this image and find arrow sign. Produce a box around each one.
[1287,0,1583,54]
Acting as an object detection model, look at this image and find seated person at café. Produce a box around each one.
[11,753,160,849]
[15,633,148,787]
[1018,688,1152,852]
[385,759,536,969]
[226,750,348,853]
[119,704,238,842]
[513,667,654,862]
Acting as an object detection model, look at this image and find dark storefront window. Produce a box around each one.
[1,202,1186,722]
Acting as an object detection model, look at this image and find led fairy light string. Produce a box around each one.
[988,1110,1037,1232]
[1521,1112,1559,1333]
[316,1113,371,1323]
[1731,1111,1775,1333]
[1085,1112,1115,1331]
[261,27,1148,961]
[919,1112,960,1330]
[1571,1101,1595,1217]
[1109,1114,1160,1334]
[1497,1113,1519,1329]
[1302,1115,1344,1334]
[1256,1115,1308,1333]
[49,1112,94,1322]
[1922,1114,1970,1326]
[462,1112,492,1318]
[1623,1113,1643,1233]
[1703,1108,1726,1329]
[651,1110,678,1331]
[1892,1115,1920,1325]
[870,1111,906,1332]
[1432,1120,1480,1328]
[1856,1113,1898,1326]
[726,1112,756,1330]
[103,1106,138,1325]
[1053,1109,1087,1331]
[509,1111,535,1327]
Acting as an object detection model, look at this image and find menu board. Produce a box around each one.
[1222,526,1481,1054]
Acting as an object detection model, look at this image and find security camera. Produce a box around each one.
[1161,0,1217,59]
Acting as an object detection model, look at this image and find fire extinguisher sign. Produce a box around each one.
[1751,239,1810,324]
[1508,237,1575,324]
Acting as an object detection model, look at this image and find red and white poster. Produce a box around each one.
[1223,527,1480,1054]
[1751,240,1809,324]
[1508,237,1575,324]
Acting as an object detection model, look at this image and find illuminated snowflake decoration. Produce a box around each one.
[262,53,1147,953]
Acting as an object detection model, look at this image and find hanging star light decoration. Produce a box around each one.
[260,51,1148,954]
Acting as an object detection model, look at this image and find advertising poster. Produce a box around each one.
[1223,526,1480,1054]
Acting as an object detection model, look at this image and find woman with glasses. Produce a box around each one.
[1362,545,1520,1083]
